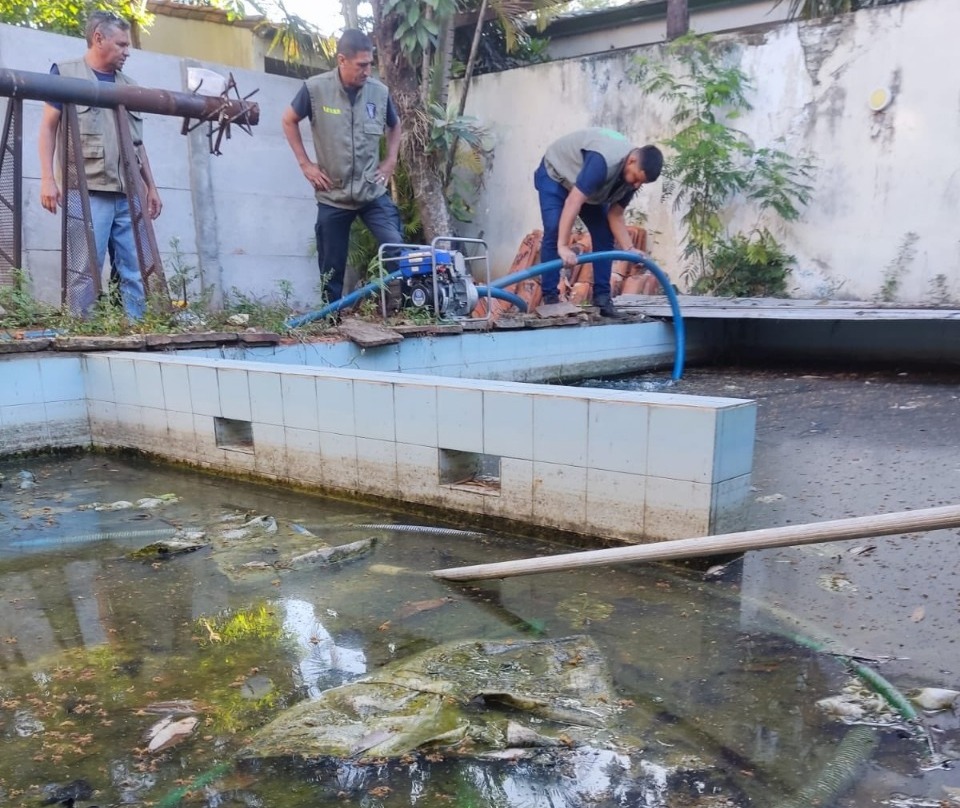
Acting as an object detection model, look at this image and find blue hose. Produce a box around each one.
[475,286,527,313]
[285,270,405,329]
[492,251,684,381]
[284,251,684,381]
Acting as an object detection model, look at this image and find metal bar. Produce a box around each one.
[115,103,168,303]
[0,68,259,126]
[61,103,100,312]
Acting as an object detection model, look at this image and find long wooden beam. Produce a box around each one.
[431,504,960,581]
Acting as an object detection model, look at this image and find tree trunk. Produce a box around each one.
[372,3,454,240]
[341,0,360,29]
[666,0,689,40]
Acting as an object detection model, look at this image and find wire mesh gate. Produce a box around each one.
[0,98,21,288]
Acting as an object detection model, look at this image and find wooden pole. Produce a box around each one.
[431,504,960,582]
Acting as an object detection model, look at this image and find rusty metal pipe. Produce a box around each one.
[0,68,259,125]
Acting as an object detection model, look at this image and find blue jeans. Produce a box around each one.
[66,191,145,320]
[314,194,403,302]
[534,161,614,300]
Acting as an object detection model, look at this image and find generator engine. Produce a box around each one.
[396,248,479,319]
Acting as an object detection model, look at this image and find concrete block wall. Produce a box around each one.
[0,355,89,454]
[80,352,756,541]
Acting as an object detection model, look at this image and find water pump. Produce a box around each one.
[394,247,480,319]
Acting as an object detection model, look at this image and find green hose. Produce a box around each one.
[155,760,233,808]
[778,725,879,808]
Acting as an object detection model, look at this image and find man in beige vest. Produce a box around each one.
[38,10,162,320]
[281,29,404,312]
[536,129,662,317]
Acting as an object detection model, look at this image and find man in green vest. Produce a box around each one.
[281,29,404,311]
[37,10,162,321]
[536,129,663,317]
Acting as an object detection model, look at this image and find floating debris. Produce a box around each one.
[238,674,274,700]
[818,572,857,593]
[128,536,208,560]
[17,471,37,490]
[41,779,93,805]
[145,715,199,753]
[287,537,377,568]
[395,596,457,620]
[14,710,44,737]
[909,687,959,711]
[141,700,199,715]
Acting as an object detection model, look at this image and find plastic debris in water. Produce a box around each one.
[909,687,959,711]
[145,715,199,753]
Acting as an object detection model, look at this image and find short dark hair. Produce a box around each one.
[635,145,664,182]
[337,29,374,58]
[85,11,129,46]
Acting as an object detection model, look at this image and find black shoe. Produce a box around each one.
[595,296,623,318]
[542,293,560,305]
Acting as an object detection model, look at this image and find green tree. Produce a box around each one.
[371,0,562,240]
[0,0,152,38]
[632,34,814,296]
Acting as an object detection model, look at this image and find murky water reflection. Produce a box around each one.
[0,450,953,807]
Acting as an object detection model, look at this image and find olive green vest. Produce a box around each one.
[543,128,634,206]
[306,70,389,210]
[57,58,143,194]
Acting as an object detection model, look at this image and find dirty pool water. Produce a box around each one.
[1,366,958,807]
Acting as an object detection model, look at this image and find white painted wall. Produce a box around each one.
[3,0,957,307]
[457,0,960,304]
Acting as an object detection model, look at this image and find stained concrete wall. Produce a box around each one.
[456,0,960,305]
[542,0,790,61]
[3,0,956,309]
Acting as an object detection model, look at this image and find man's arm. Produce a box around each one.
[557,187,588,269]
[607,204,639,254]
[136,143,163,219]
[377,119,401,186]
[281,105,332,192]
[38,104,63,214]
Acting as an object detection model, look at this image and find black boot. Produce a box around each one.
[594,294,622,318]
[542,293,560,305]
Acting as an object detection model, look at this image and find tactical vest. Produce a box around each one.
[57,59,143,194]
[544,128,634,206]
[306,70,389,209]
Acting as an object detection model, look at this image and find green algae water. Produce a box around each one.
[0,452,953,807]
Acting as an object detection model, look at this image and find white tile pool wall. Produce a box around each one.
[76,352,756,542]
[0,355,89,453]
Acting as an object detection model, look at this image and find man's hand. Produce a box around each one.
[40,177,61,214]
[146,187,163,219]
[558,245,580,269]
[300,161,332,192]
[374,157,397,186]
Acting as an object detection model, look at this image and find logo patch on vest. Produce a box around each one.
[322,105,341,115]
[366,102,377,120]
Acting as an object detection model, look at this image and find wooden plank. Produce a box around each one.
[338,319,404,347]
[431,504,960,581]
[617,295,960,321]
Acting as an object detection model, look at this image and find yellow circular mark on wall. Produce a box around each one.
[869,87,892,112]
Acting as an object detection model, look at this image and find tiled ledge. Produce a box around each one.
[80,353,755,542]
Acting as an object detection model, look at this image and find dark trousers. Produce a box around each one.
[315,194,404,303]
[534,161,614,300]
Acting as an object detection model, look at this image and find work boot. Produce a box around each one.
[541,293,560,305]
[594,294,623,318]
